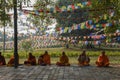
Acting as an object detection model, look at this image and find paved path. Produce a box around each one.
[0,65,120,80]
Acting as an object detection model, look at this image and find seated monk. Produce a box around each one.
[7,56,14,66]
[38,55,46,66]
[0,52,6,66]
[7,54,19,66]
[43,51,51,65]
[96,51,109,67]
[24,52,36,65]
[78,50,90,66]
[56,51,70,66]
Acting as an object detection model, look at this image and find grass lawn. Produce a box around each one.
[3,48,120,65]
[3,47,120,65]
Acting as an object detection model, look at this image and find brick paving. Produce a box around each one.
[0,65,120,80]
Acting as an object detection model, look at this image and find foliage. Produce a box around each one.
[104,24,117,43]
[0,0,11,25]
[53,0,95,36]
[21,40,32,53]
[32,0,55,28]
[90,0,120,30]
[0,0,31,25]
[54,0,89,27]
[90,0,120,16]
[88,0,120,41]
[104,25,117,34]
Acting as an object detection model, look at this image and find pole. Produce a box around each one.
[3,18,5,52]
[3,0,6,52]
[13,0,18,68]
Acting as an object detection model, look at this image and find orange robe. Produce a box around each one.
[7,56,14,66]
[7,55,19,66]
[24,56,36,65]
[0,55,6,65]
[78,55,90,66]
[56,55,70,66]
[96,55,109,67]
[43,54,51,65]
[38,57,43,65]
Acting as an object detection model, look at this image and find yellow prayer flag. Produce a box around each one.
[64,27,68,33]
[77,3,83,8]
[81,22,85,29]
[104,14,107,20]
[39,12,43,16]
[62,6,66,10]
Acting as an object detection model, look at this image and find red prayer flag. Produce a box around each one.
[71,4,75,10]
[87,1,91,6]
[55,6,61,12]
[39,9,43,12]
[102,24,106,27]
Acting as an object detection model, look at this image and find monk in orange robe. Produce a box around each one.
[38,55,46,66]
[7,56,14,66]
[43,51,51,65]
[96,51,109,67]
[0,52,6,66]
[38,55,44,65]
[24,52,36,65]
[78,50,90,66]
[7,54,19,66]
[56,51,70,66]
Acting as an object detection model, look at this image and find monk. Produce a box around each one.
[56,51,70,66]
[7,54,19,66]
[38,55,46,66]
[0,52,6,66]
[78,50,90,66]
[43,51,51,65]
[96,51,109,67]
[24,52,36,65]
[7,56,14,66]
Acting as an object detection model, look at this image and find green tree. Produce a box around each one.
[90,0,120,43]
[0,0,12,52]
[21,40,32,57]
[0,0,31,52]
[54,0,88,27]
[90,0,120,33]
[32,0,55,33]
[104,25,118,34]
[0,0,31,68]
[53,0,95,36]
[21,40,32,52]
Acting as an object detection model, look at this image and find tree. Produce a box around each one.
[0,0,31,68]
[90,0,120,43]
[21,40,32,57]
[31,0,55,35]
[90,0,120,33]
[0,0,12,52]
[54,0,88,27]
[52,0,95,36]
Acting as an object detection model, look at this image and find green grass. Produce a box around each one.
[2,47,120,65]
[2,47,120,57]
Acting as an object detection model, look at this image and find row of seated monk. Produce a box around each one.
[0,50,109,67]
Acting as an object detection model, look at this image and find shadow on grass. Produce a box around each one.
[66,47,120,51]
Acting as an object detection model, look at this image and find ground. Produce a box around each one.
[0,65,120,80]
